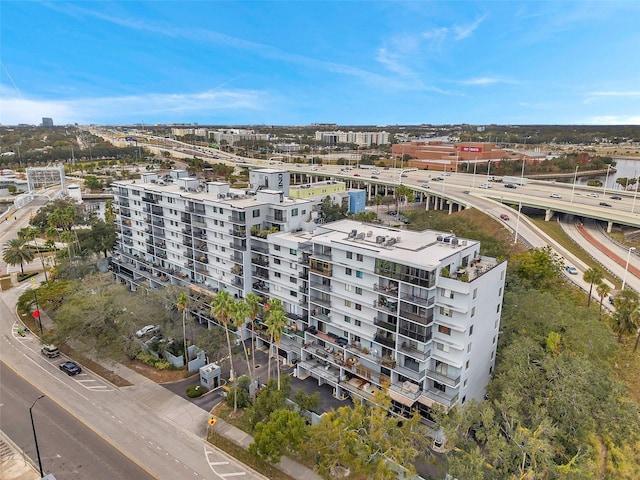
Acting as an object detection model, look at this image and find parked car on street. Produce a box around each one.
[59,361,82,376]
[500,214,510,221]
[41,344,60,358]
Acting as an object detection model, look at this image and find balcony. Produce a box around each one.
[192,220,206,229]
[400,293,433,307]
[195,242,208,252]
[120,209,131,218]
[251,244,268,254]
[399,309,432,325]
[398,327,431,343]
[142,196,158,204]
[253,282,269,294]
[398,342,431,361]
[182,227,192,235]
[373,318,397,332]
[421,389,459,409]
[253,269,269,280]
[310,296,331,308]
[193,230,206,239]
[228,214,246,224]
[152,220,165,227]
[229,241,247,251]
[229,228,246,238]
[309,282,331,293]
[181,214,191,224]
[426,369,461,388]
[373,283,399,297]
[395,364,425,382]
[265,214,287,224]
[374,334,395,349]
[195,256,209,264]
[230,252,243,263]
[251,256,269,267]
[183,238,193,247]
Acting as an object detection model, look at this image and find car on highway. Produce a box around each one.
[59,361,82,376]
[371,175,379,179]
[440,172,451,176]
[500,214,510,221]
[586,193,599,198]
[136,325,160,338]
[504,183,517,189]
[432,177,444,182]
[610,195,622,200]
[353,173,360,177]
[479,183,491,189]
[565,265,579,275]
[599,202,612,207]
[550,193,562,198]
[41,344,60,358]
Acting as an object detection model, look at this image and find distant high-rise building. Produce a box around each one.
[42,118,54,127]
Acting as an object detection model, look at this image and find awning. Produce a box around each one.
[389,389,416,408]
[417,395,434,408]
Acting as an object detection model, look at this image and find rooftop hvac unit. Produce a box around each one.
[218,194,226,199]
[443,237,451,244]
[348,229,357,238]
[367,231,373,237]
[356,233,365,240]
[452,238,459,246]
[462,240,467,246]
[437,235,443,242]
[376,236,385,244]
[396,237,401,243]
[386,238,396,246]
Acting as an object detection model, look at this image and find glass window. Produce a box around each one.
[292,208,298,217]
[355,287,362,295]
[346,252,353,259]
[253,209,260,218]
[290,249,297,255]
[356,254,363,261]
[356,270,363,279]
[344,316,351,323]
[345,268,352,276]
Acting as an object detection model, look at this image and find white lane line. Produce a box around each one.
[209,462,229,466]
[219,473,246,477]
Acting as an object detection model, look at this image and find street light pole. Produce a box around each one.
[622,247,636,291]
[570,165,579,204]
[603,164,612,198]
[632,170,639,214]
[30,395,46,478]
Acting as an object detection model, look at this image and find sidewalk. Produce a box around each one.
[8,272,322,480]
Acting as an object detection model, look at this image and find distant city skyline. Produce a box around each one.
[1,1,639,126]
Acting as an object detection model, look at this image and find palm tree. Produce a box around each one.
[230,299,253,393]
[265,300,287,390]
[19,226,48,282]
[373,194,382,215]
[244,292,262,385]
[395,185,413,215]
[2,237,35,274]
[611,289,639,343]
[596,281,611,321]
[177,292,189,370]
[210,290,238,412]
[583,267,604,307]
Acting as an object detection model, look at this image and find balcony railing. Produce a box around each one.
[426,369,461,388]
[374,335,395,349]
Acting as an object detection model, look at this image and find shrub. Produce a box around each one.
[186,385,208,398]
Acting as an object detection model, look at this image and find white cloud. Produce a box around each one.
[578,114,640,125]
[453,14,488,40]
[0,87,264,125]
[461,76,517,86]
[588,91,640,97]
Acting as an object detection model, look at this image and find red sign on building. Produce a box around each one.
[461,146,484,153]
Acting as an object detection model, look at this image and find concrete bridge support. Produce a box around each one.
[607,221,613,233]
[545,209,555,221]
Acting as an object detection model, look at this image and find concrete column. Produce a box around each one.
[448,202,453,215]
[607,221,613,233]
[424,195,430,211]
[544,209,554,221]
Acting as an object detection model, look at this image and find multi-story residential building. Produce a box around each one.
[111,170,505,419]
[315,130,390,147]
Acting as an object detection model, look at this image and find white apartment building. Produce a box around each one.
[111,170,504,418]
[314,130,390,147]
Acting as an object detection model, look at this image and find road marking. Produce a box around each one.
[210,462,229,466]
[219,473,246,477]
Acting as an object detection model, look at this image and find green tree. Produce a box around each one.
[596,281,611,320]
[244,292,261,388]
[210,290,238,412]
[264,299,287,389]
[319,196,347,222]
[395,184,413,214]
[249,409,308,463]
[230,299,253,395]
[177,292,189,370]
[511,246,564,290]
[611,289,639,342]
[373,194,382,215]
[583,267,604,307]
[18,226,48,282]
[308,388,427,479]
[2,237,35,274]
[248,377,291,428]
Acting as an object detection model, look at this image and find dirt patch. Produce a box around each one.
[123,359,192,383]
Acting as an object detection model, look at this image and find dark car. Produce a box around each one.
[599,202,612,207]
[59,361,82,376]
[504,183,517,189]
[432,177,444,182]
[610,195,622,200]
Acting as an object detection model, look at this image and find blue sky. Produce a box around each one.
[1,1,639,126]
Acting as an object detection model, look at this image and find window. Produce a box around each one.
[345,284,352,292]
[290,290,297,297]
[213,207,218,213]
[471,306,475,318]
[274,245,281,251]
[473,288,477,299]
[356,270,363,279]
[498,287,502,296]
[292,208,298,217]
[462,396,466,404]
[356,254,363,262]
[433,381,446,392]
[344,300,351,308]
[274,258,281,265]
[491,350,494,359]
[355,320,361,327]
[496,304,501,313]
[346,252,353,259]
[439,307,452,317]
[344,316,351,323]
[274,272,281,278]
[438,325,451,335]
[290,277,297,283]
[436,342,449,353]
[345,268,352,276]
[465,360,470,370]
[463,379,468,388]
[493,335,496,344]
[469,325,474,336]
[467,343,472,353]
[290,249,297,255]
[219,208,224,215]
[355,287,362,295]
[355,303,362,311]
[253,209,260,218]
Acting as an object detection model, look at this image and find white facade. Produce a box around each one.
[111,173,504,417]
[314,130,390,147]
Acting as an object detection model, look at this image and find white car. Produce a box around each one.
[586,193,599,198]
[136,325,159,338]
[479,184,491,189]
[565,265,578,275]
[550,193,562,199]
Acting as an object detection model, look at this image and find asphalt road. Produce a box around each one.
[0,361,156,480]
